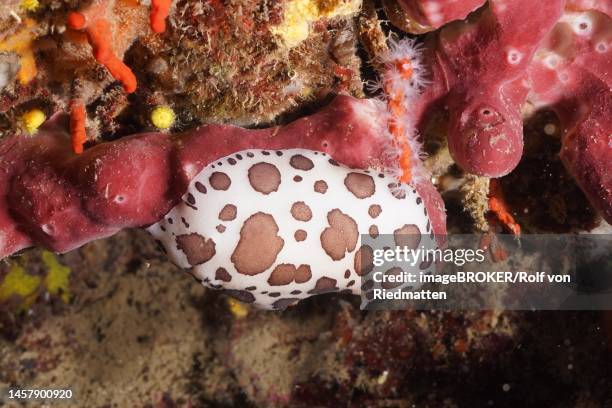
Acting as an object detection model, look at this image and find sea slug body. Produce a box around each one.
[148,148,436,309]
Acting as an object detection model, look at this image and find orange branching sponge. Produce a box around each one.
[488,179,521,236]
[67,8,137,93]
[150,0,172,33]
[70,100,87,154]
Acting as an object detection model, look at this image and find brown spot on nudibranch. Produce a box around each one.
[231,212,284,275]
[369,225,379,238]
[314,180,328,194]
[291,202,312,222]
[293,175,303,182]
[273,298,299,309]
[215,267,232,282]
[268,264,312,286]
[225,290,255,303]
[308,277,338,294]
[344,172,375,199]
[382,267,404,289]
[394,224,421,249]
[294,230,307,242]
[388,183,406,199]
[219,204,237,221]
[248,162,281,194]
[354,245,374,276]
[176,233,216,266]
[195,182,207,194]
[361,280,374,291]
[267,265,294,286]
[420,258,433,270]
[321,209,358,261]
[186,193,196,205]
[210,172,231,190]
[290,154,314,171]
[216,225,226,233]
[368,204,382,218]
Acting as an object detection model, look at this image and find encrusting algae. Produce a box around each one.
[19,0,40,12]
[0,252,71,311]
[0,18,38,85]
[0,262,41,309]
[272,0,362,48]
[41,251,72,304]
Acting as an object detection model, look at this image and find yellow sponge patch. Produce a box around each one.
[42,251,71,304]
[21,108,46,134]
[151,106,176,130]
[272,0,361,48]
[227,298,249,319]
[0,262,41,309]
[20,0,40,12]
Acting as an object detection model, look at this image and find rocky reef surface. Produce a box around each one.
[0,0,610,406]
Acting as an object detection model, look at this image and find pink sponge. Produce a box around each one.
[395,0,486,32]
[0,96,447,260]
[528,6,612,223]
[412,0,565,177]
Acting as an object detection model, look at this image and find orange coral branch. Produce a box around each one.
[150,0,172,33]
[384,58,415,183]
[67,12,137,93]
[488,179,521,236]
[70,100,87,154]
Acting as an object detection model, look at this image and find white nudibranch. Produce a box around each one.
[147,149,436,310]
